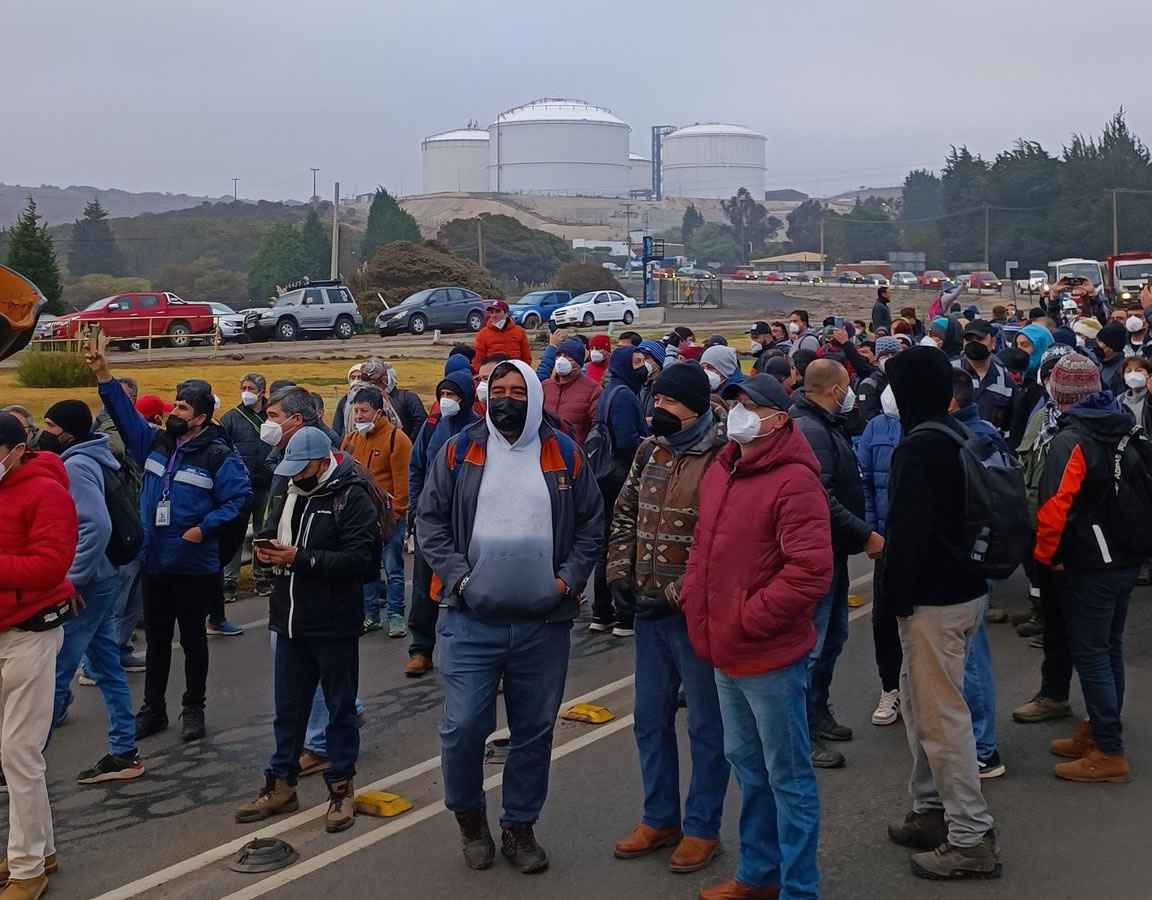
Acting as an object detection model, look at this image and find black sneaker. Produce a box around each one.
[812,708,853,742]
[888,809,948,850]
[1016,617,1043,638]
[77,753,145,784]
[455,809,495,870]
[809,733,846,769]
[180,708,206,742]
[978,751,1006,779]
[910,830,1002,880]
[501,823,549,874]
[135,705,168,740]
[255,583,273,597]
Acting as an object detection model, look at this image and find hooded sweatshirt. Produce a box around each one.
[409,369,478,512]
[59,433,120,587]
[597,347,649,468]
[1018,324,1054,376]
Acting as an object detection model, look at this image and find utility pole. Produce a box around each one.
[231,178,239,202]
[1112,188,1119,255]
[983,204,990,269]
[477,218,485,269]
[621,201,636,260]
[819,209,825,275]
[310,168,320,203]
[330,181,340,279]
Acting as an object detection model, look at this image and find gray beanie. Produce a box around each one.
[700,344,739,377]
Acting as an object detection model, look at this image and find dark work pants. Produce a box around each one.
[408,534,439,657]
[267,634,360,787]
[592,472,633,628]
[207,568,226,625]
[142,573,212,711]
[1037,565,1073,702]
[871,558,902,692]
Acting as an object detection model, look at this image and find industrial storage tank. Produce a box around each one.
[629,153,651,194]
[661,123,767,199]
[489,98,631,197]
[421,128,490,194]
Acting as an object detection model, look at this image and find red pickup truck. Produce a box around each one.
[47,292,217,349]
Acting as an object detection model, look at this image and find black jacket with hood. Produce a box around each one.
[220,401,272,492]
[880,346,988,617]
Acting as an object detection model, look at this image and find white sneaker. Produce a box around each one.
[611,626,635,637]
[871,689,900,726]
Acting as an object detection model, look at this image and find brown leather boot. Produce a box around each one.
[613,823,683,859]
[0,874,48,900]
[669,836,722,873]
[0,854,56,887]
[1054,748,1131,783]
[325,780,355,833]
[698,879,780,899]
[298,750,331,776]
[234,777,299,823]
[1050,720,1094,759]
[404,654,433,677]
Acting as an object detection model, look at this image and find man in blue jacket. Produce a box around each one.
[38,401,143,785]
[87,345,252,743]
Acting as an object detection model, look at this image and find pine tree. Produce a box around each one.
[360,187,421,261]
[68,197,127,277]
[301,209,331,280]
[247,224,309,303]
[5,198,64,314]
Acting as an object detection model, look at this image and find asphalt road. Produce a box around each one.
[11,558,1152,900]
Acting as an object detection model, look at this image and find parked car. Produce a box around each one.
[837,271,864,284]
[731,266,759,281]
[760,271,787,282]
[891,271,917,286]
[33,314,58,340]
[678,267,715,279]
[244,281,362,342]
[209,302,246,343]
[957,274,973,290]
[509,290,574,330]
[969,271,1003,291]
[863,273,890,286]
[48,292,216,349]
[376,286,493,336]
[919,269,949,288]
[1014,269,1047,294]
[803,270,826,284]
[551,290,638,327]
[601,262,624,273]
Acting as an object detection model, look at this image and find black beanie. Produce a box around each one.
[44,400,92,440]
[0,412,26,448]
[651,364,712,415]
[1098,322,1127,353]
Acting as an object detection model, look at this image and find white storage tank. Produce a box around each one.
[629,153,651,193]
[489,98,631,197]
[421,128,490,194]
[661,123,767,199]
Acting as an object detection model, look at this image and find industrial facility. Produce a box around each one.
[419,98,767,200]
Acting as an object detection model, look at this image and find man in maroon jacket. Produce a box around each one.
[540,338,602,444]
[681,376,832,900]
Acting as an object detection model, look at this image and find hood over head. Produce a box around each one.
[886,345,954,431]
[436,369,477,415]
[486,359,543,450]
[444,353,472,376]
[608,346,644,393]
[1018,324,1055,374]
[60,431,119,470]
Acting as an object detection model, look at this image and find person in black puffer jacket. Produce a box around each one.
[219,373,273,598]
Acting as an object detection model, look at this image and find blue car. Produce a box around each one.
[508,290,574,330]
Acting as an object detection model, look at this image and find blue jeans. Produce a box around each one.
[363,526,405,620]
[808,554,848,720]
[963,594,998,761]
[304,686,365,756]
[115,558,142,661]
[715,660,820,900]
[633,615,729,838]
[438,609,571,827]
[1056,566,1139,755]
[267,633,360,787]
[52,575,136,757]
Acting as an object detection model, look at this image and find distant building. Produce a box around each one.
[749,251,826,274]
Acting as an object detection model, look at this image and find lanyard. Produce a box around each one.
[161,443,184,499]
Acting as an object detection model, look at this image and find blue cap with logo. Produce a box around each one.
[274,427,332,477]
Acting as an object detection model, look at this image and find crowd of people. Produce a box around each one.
[1,284,1150,899]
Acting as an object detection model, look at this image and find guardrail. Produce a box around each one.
[29,314,230,361]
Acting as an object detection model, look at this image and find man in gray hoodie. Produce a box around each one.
[37,400,143,786]
[418,359,603,876]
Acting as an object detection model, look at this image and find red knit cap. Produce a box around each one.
[589,334,612,351]
[1050,353,1101,406]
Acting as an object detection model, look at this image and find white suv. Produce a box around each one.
[551,290,638,327]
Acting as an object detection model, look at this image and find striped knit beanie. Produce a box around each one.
[1050,353,1101,406]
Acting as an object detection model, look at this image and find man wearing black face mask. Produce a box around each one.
[87,344,252,743]
[959,320,1016,437]
[418,359,603,875]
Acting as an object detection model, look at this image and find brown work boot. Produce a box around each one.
[234,777,299,823]
[404,654,433,678]
[325,781,355,833]
[985,606,1009,624]
[298,750,331,776]
[1012,694,1073,723]
[0,854,56,887]
[613,823,683,859]
[1050,720,1095,759]
[1054,748,1131,783]
[0,875,48,900]
[698,879,780,899]
[888,809,948,850]
[669,836,723,873]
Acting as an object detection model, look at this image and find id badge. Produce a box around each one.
[155,501,171,527]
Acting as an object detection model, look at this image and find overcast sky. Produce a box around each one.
[5,0,1149,202]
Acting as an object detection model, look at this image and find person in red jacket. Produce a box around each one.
[471,301,532,371]
[586,334,611,384]
[0,412,79,897]
[681,376,831,900]
[541,338,603,444]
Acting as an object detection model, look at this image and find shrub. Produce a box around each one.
[552,263,624,295]
[16,349,98,388]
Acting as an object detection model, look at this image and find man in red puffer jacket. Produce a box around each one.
[0,411,79,897]
[681,376,831,900]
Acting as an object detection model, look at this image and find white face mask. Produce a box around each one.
[749,338,762,353]
[1126,316,1144,334]
[836,384,856,414]
[1125,371,1148,391]
[590,350,605,363]
[878,356,889,372]
[727,404,775,444]
[477,381,489,403]
[213,394,221,411]
[706,369,723,391]
[439,397,462,418]
[919,336,938,347]
[788,322,801,335]
[241,390,260,407]
[492,316,507,330]
[354,420,374,436]
[880,385,899,418]
[555,356,574,377]
[0,446,23,485]
[259,420,282,446]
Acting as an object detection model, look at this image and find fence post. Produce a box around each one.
[147,317,153,361]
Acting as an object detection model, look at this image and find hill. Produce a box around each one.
[0,183,252,228]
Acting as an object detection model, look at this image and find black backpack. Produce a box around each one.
[584,385,626,484]
[1104,425,1152,558]
[912,420,1031,580]
[101,464,143,566]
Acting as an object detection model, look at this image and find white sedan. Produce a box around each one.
[551,290,638,327]
[209,303,246,343]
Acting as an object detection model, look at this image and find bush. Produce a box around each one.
[62,275,152,309]
[552,263,624,295]
[16,349,98,388]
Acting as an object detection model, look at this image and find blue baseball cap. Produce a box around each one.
[274,427,332,477]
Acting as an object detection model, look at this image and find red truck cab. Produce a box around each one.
[50,292,216,349]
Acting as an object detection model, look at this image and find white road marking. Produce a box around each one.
[218,715,637,900]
